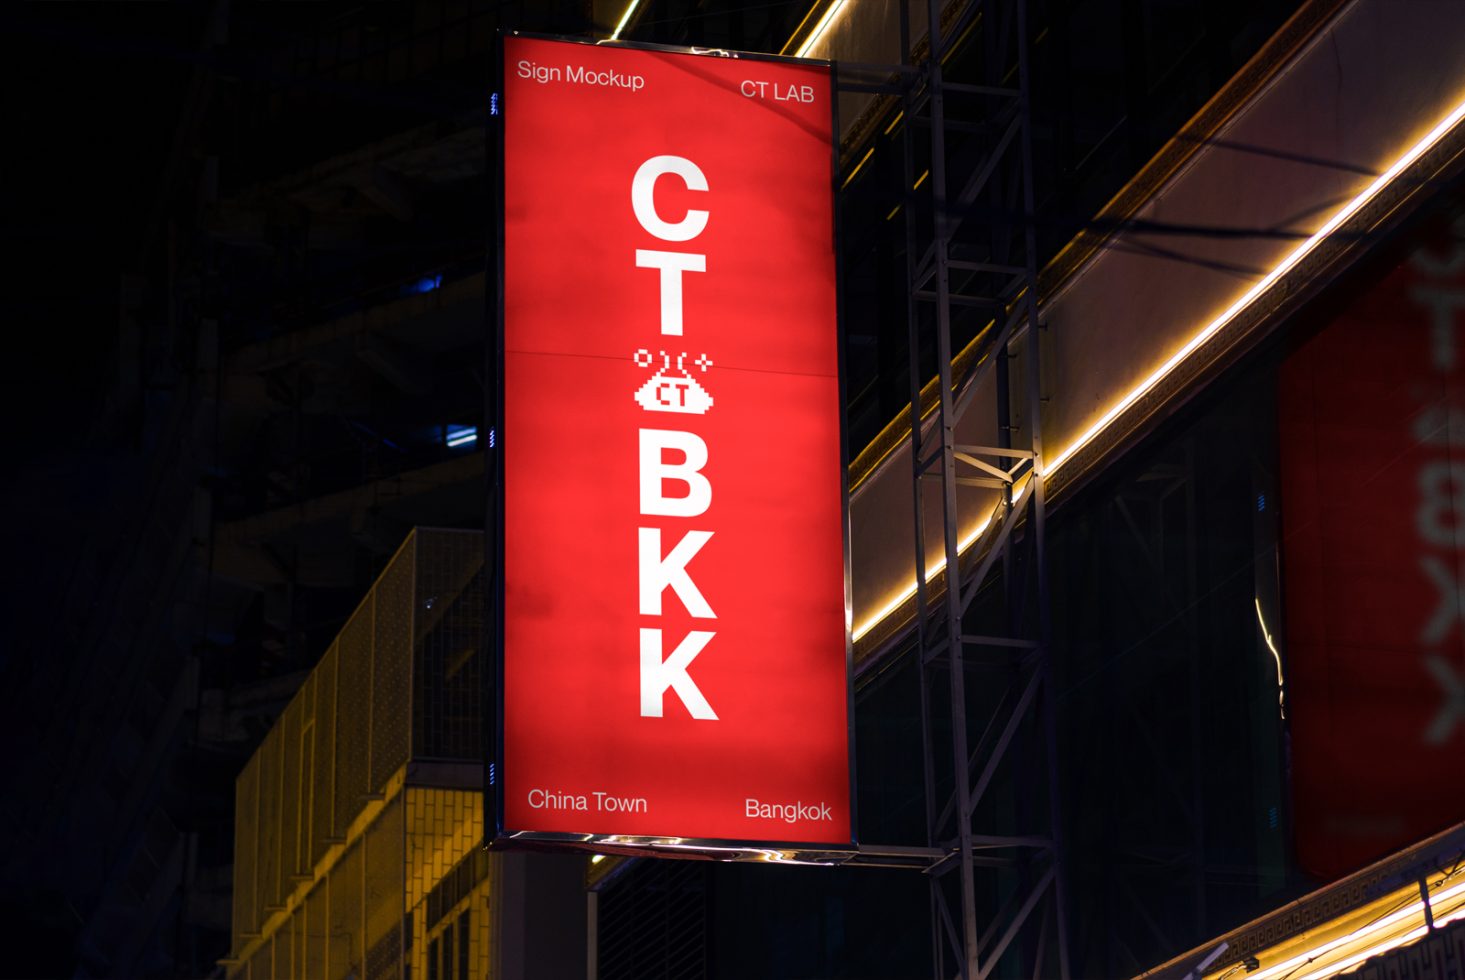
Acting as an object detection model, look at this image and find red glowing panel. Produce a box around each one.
[1279,211,1465,879]
[499,35,850,847]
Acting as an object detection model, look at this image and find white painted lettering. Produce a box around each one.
[631,156,709,243]
[1424,654,1464,743]
[565,64,645,90]
[743,798,834,822]
[593,791,649,813]
[635,249,705,336]
[1409,284,1465,371]
[639,628,717,719]
[639,429,711,517]
[639,527,715,618]
[1409,215,1465,277]
[517,60,561,84]
[527,788,588,810]
[1420,554,1464,645]
[1417,460,1465,548]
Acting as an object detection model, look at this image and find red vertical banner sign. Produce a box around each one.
[498,35,851,849]
[1279,210,1465,879]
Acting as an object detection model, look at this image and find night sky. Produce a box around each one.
[4,10,207,971]
[4,5,199,644]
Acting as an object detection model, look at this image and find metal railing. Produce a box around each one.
[227,527,489,979]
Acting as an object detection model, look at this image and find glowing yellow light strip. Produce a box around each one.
[850,96,1465,646]
[841,147,875,189]
[1225,878,1465,980]
[1047,95,1465,475]
[794,0,849,58]
[1254,598,1286,718]
[609,0,642,40]
[1292,904,1465,980]
[852,481,1025,641]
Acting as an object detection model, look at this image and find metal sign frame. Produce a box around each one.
[487,29,857,863]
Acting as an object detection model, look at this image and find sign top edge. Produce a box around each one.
[502,29,833,69]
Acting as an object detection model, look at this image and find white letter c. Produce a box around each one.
[632,156,709,242]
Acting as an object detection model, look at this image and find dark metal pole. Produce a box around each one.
[1015,0,1070,972]
[924,0,982,975]
[898,0,946,969]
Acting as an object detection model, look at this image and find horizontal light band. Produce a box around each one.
[851,94,1465,645]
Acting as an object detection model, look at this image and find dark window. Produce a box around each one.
[457,908,471,980]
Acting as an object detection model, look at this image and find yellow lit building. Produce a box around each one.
[224,530,548,980]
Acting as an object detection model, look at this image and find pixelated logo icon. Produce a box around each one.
[634,350,714,415]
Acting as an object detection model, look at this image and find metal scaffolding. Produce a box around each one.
[839,0,1070,974]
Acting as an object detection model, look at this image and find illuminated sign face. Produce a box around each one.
[1279,210,1465,879]
[499,35,850,848]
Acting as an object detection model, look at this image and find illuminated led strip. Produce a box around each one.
[842,147,875,189]
[852,481,1026,641]
[1254,598,1285,717]
[851,95,1465,644]
[1230,878,1465,980]
[609,0,642,40]
[1049,97,1465,474]
[794,0,850,58]
[1292,904,1465,980]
